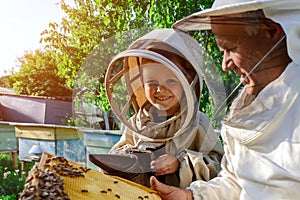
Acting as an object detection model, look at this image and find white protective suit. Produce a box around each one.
[172,0,300,199]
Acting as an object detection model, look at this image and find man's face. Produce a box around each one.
[211,14,277,95]
[142,63,183,116]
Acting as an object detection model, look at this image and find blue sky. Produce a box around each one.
[0,0,71,76]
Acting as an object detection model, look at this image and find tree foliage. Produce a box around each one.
[39,0,216,85]
[7,50,72,99]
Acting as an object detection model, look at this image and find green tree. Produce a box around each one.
[7,50,72,99]
[41,0,217,86]
[40,0,152,87]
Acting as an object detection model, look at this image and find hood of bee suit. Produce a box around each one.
[172,0,300,65]
[105,28,204,139]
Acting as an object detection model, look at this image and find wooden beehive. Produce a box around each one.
[15,123,86,164]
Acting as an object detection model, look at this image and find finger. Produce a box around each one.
[150,161,157,172]
[150,176,175,195]
[150,176,159,190]
[150,176,169,192]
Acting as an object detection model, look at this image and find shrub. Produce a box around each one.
[0,153,34,199]
[0,166,27,196]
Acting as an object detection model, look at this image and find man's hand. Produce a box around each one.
[150,176,193,200]
[150,154,179,176]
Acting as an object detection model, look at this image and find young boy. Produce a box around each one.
[104,28,224,188]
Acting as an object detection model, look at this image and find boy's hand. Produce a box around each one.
[150,154,179,176]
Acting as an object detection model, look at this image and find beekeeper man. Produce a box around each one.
[150,0,300,199]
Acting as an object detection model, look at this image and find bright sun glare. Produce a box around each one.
[0,0,69,77]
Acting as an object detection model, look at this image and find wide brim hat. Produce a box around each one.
[173,0,291,31]
[173,0,300,66]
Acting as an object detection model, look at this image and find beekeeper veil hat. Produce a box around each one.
[105,28,205,140]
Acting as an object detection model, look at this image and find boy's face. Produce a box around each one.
[142,62,183,116]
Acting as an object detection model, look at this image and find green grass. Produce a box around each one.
[0,153,34,200]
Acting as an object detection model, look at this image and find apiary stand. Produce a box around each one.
[0,121,18,168]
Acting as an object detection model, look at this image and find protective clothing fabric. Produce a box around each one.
[189,62,300,200]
